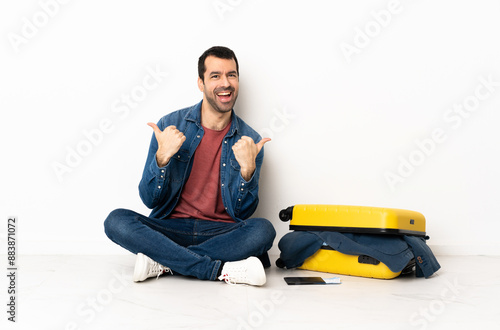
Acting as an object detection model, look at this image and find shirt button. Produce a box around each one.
[161,170,165,173]
[158,186,161,189]
[224,141,227,144]
[223,163,226,167]
[221,184,225,187]
[241,183,245,186]
[197,135,201,138]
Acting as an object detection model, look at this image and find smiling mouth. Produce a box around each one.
[216,91,233,103]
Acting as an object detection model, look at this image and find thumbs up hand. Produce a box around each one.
[232,136,271,181]
[147,123,186,167]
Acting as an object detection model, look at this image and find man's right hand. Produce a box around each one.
[147,123,186,167]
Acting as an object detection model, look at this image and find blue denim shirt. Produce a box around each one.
[138,101,264,222]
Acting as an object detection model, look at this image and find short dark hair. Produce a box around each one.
[198,46,239,82]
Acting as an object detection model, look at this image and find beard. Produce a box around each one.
[205,86,238,114]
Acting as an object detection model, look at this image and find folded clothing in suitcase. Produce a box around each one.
[280,204,426,237]
[276,231,440,279]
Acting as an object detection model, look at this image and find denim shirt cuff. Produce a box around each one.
[149,157,169,196]
[240,169,258,187]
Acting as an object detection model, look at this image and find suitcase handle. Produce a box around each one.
[279,206,294,222]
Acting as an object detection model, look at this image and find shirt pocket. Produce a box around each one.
[170,149,190,182]
[229,156,241,171]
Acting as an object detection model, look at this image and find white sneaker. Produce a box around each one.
[133,253,172,282]
[218,256,266,286]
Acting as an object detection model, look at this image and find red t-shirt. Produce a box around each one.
[169,123,234,222]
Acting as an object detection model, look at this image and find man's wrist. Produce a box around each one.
[156,154,170,168]
[240,166,255,181]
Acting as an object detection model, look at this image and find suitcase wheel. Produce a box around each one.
[275,258,286,268]
[279,206,294,222]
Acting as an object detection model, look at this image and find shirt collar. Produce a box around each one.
[185,100,239,137]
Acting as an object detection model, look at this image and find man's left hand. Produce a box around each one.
[232,137,271,181]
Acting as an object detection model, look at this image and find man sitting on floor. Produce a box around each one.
[104,46,275,286]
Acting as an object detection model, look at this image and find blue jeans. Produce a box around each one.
[104,209,276,280]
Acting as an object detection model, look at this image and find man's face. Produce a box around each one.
[198,56,239,114]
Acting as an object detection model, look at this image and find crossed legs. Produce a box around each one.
[104,208,276,281]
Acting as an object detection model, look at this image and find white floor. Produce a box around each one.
[2,255,499,330]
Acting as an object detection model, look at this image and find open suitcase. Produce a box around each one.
[277,204,426,279]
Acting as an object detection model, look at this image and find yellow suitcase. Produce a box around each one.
[279,204,426,237]
[278,204,423,279]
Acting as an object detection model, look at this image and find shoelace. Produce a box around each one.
[148,262,173,280]
[218,266,248,285]
[218,273,237,285]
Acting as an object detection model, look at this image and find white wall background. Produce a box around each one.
[1,0,499,256]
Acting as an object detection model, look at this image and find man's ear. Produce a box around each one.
[197,77,204,92]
